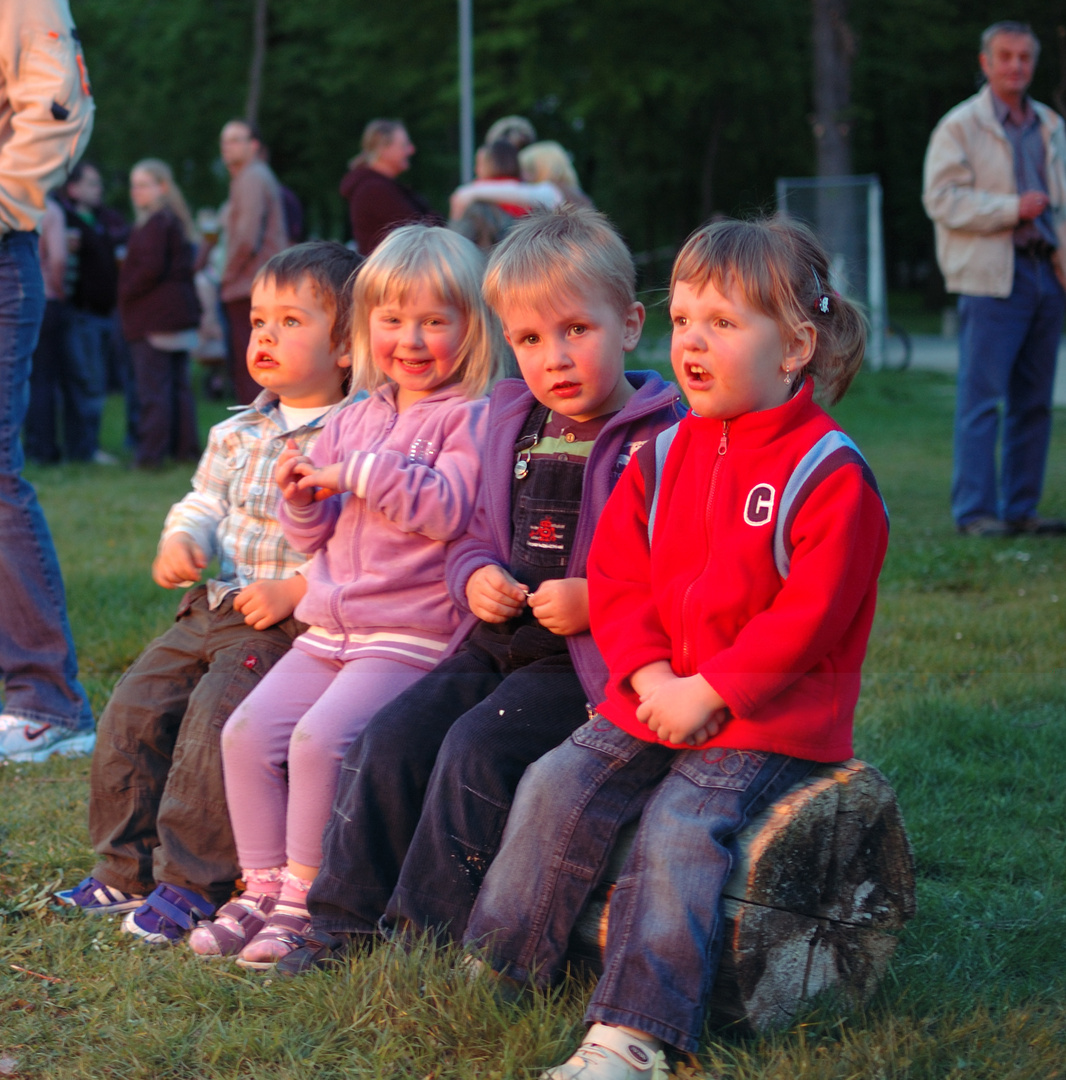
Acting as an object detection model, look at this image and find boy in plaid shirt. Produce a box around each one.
[58,242,362,944]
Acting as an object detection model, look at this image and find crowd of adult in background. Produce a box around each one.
[18,110,587,465]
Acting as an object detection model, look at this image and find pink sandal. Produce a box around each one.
[188,896,275,957]
[235,901,311,969]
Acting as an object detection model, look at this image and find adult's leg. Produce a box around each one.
[952,280,1036,527]
[88,589,212,895]
[1001,256,1066,523]
[23,299,63,464]
[283,655,425,870]
[129,339,172,467]
[62,308,109,461]
[170,350,201,462]
[586,751,814,1053]
[0,232,92,731]
[223,297,258,405]
[387,653,588,940]
[154,604,296,906]
[308,644,504,936]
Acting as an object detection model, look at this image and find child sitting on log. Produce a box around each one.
[463,217,890,1080]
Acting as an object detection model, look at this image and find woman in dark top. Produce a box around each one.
[339,119,440,255]
[118,159,202,468]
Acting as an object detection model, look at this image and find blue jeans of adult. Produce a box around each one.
[63,306,111,461]
[307,626,588,942]
[953,253,1066,527]
[0,231,92,731]
[463,717,814,1053]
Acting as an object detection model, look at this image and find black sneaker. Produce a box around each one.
[1007,516,1066,535]
[274,929,363,976]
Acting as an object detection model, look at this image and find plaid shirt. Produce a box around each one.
[160,390,344,609]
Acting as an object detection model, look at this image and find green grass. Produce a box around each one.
[2,372,1066,1078]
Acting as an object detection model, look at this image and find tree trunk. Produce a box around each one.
[811,0,855,178]
[244,0,268,127]
[569,759,916,1034]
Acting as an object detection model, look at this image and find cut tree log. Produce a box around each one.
[568,758,916,1033]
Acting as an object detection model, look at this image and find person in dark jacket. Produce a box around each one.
[339,119,440,255]
[58,160,119,463]
[119,159,202,468]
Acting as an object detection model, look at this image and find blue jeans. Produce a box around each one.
[953,254,1066,526]
[0,232,92,730]
[307,628,588,941]
[464,717,814,1053]
[63,307,111,461]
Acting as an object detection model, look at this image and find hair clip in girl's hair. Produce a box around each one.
[811,265,830,315]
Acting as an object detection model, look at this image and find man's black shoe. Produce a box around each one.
[1007,516,1066,535]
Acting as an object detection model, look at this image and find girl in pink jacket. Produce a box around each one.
[190,226,505,966]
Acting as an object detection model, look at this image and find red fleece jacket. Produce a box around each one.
[588,381,888,762]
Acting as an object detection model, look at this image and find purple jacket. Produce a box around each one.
[280,383,488,663]
[446,371,684,701]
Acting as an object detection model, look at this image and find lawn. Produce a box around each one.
[1,366,1064,1078]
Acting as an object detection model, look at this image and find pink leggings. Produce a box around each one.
[221,648,424,869]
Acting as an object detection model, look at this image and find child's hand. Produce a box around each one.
[528,578,589,636]
[276,439,314,507]
[466,564,529,622]
[233,575,307,630]
[152,533,207,589]
[635,672,729,746]
[295,462,343,502]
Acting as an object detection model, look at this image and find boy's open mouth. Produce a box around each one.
[685,363,711,383]
[253,351,278,367]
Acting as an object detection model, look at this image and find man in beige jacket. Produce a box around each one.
[923,21,1066,537]
[0,0,96,761]
[219,119,287,404]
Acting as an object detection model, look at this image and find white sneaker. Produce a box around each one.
[540,1025,672,1080]
[0,715,96,762]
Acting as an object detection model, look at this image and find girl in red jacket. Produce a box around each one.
[463,218,889,1080]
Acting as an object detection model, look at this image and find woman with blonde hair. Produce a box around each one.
[339,119,440,255]
[118,159,202,467]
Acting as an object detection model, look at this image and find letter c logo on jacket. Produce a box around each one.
[744,483,775,526]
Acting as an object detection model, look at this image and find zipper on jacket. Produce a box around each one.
[680,420,728,672]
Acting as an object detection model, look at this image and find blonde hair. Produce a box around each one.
[349,225,506,399]
[483,205,636,320]
[518,141,579,188]
[352,119,405,168]
[130,158,198,242]
[670,217,867,405]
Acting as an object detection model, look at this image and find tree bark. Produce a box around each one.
[811,0,855,177]
[244,0,268,127]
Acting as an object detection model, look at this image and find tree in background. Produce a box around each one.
[74,0,1066,299]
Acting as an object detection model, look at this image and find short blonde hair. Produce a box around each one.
[483,205,636,320]
[670,217,867,406]
[349,225,506,399]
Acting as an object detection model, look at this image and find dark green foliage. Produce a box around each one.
[72,0,1066,296]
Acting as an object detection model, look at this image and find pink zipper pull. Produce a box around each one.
[718,422,729,456]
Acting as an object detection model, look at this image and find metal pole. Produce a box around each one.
[458,0,474,184]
